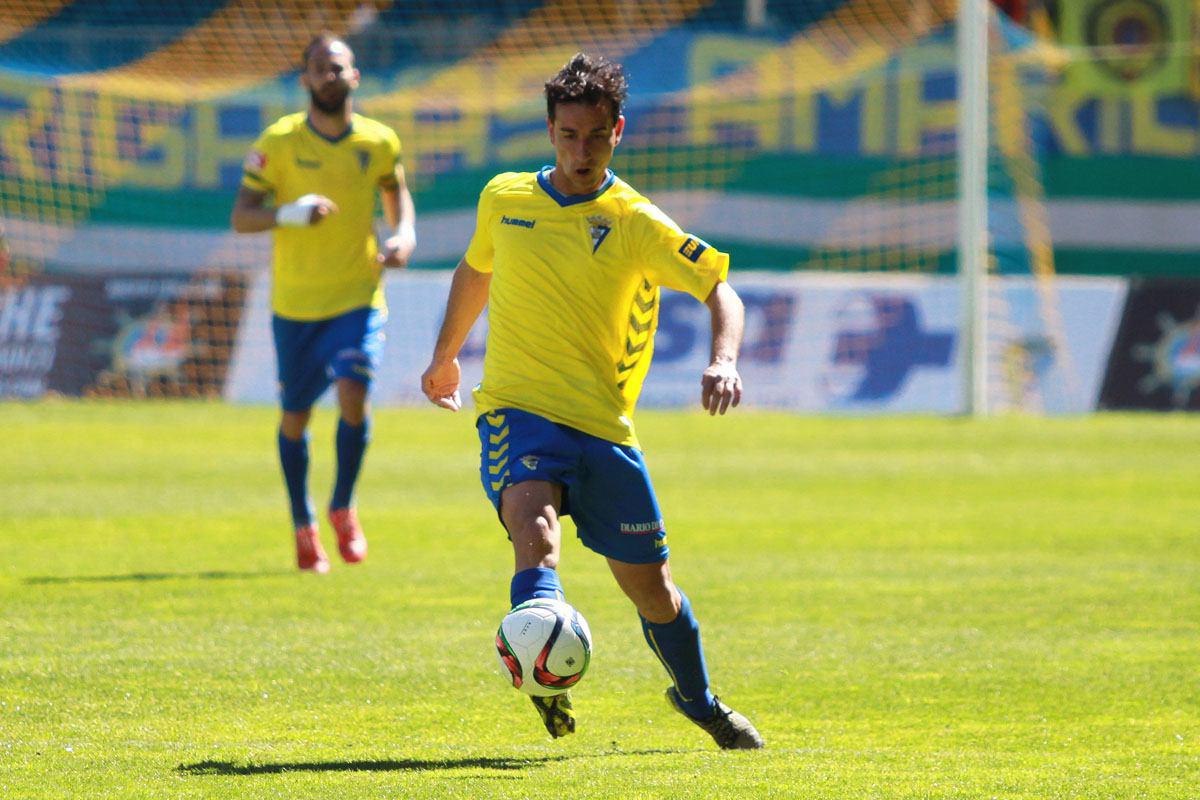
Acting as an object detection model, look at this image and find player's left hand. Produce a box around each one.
[700,360,742,416]
[378,230,416,269]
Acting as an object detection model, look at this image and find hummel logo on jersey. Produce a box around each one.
[588,214,612,254]
[678,237,708,263]
[519,455,540,470]
[501,215,536,229]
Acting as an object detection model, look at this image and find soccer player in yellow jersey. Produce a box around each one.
[420,53,763,749]
[231,35,415,573]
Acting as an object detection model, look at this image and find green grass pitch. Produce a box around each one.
[1,401,1197,799]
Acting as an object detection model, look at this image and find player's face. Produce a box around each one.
[547,102,625,195]
[302,42,359,115]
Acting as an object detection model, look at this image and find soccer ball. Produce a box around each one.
[494,598,592,697]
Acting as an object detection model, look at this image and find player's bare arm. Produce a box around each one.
[230,186,338,232]
[378,163,416,268]
[421,258,491,411]
[700,280,745,416]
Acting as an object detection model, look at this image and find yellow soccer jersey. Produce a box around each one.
[466,168,729,447]
[242,112,401,320]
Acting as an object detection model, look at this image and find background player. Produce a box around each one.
[420,53,763,749]
[231,34,416,573]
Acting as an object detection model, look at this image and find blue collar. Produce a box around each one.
[536,166,615,207]
[306,115,354,144]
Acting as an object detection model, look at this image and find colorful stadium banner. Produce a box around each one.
[0,271,245,399]
[1099,278,1200,410]
[3,4,1200,290]
[225,272,1126,414]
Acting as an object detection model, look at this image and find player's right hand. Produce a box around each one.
[306,195,338,225]
[700,359,742,416]
[275,194,339,227]
[421,358,462,411]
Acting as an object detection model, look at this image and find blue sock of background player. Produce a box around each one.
[640,589,717,718]
[331,417,370,510]
[277,430,314,527]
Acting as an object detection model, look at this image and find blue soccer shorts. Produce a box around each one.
[271,306,386,412]
[477,407,669,565]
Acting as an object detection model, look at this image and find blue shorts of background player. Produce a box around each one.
[477,407,669,565]
[272,306,386,412]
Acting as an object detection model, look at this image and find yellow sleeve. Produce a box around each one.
[463,181,495,273]
[631,201,729,301]
[241,130,280,195]
[377,127,402,188]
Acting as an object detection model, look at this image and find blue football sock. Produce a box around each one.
[510,567,565,608]
[330,417,370,511]
[277,430,314,527]
[640,588,716,719]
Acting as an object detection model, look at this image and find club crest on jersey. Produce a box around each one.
[519,455,540,470]
[243,149,267,173]
[588,215,612,254]
[355,149,370,173]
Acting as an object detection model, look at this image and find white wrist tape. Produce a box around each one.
[275,194,322,227]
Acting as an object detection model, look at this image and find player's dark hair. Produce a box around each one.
[302,33,352,69]
[544,53,627,124]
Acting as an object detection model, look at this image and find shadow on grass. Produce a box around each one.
[178,749,687,776]
[177,756,567,775]
[24,570,288,585]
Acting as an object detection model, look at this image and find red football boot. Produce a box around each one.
[294,523,330,573]
[328,507,367,564]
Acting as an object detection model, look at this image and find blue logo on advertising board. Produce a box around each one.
[822,293,955,402]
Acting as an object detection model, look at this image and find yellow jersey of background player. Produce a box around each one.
[242,110,401,320]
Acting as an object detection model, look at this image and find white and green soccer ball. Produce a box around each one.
[494,598,592,697]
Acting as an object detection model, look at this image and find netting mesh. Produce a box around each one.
[0,0,1085,407]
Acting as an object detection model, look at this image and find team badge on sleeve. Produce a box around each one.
[588,215,612,254]
[678,236,708,263]
[243,149,267,173]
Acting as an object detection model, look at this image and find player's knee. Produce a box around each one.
[513,515,559,568]
[280,410,311,439]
